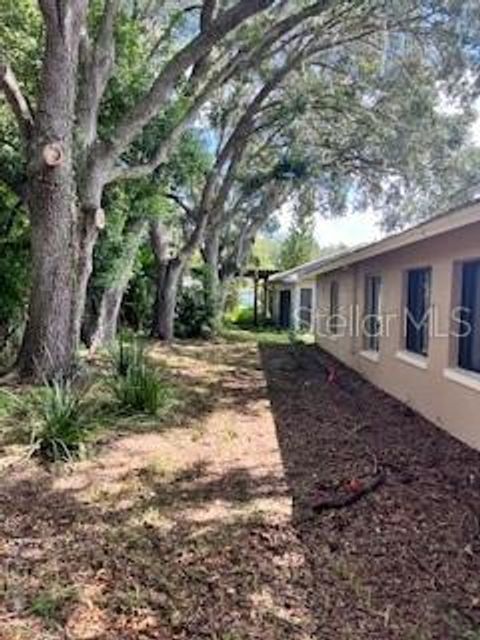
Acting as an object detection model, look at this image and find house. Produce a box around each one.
[269,250,349,331]
[270,199,480,450]
[269,261,317,331]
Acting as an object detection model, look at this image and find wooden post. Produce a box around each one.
[253,272,258,327]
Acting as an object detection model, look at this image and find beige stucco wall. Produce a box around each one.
[314,219,480,450]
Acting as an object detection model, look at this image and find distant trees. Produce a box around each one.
[278,190,320,270]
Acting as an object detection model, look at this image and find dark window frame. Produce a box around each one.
[363,275,382,352]
[458,260,480,374]
[329,280,339,334]
[405,267,432,357]
[279,289,292,329]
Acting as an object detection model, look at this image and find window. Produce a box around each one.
[364,275,382,351]
[299,288,313,331]
[405,267,431,356]
[458,260,480,373]
[279,289,292,329]
[329,281,339,334]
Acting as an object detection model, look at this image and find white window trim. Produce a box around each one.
[359,349,380,363]
[395,350,428,370]
[444,367,480,393]
[363,274,382,353]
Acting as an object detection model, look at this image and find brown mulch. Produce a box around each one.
[260,341,480,640]
[1,336,480,639]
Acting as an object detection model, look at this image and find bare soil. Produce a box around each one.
[1,335,480,639]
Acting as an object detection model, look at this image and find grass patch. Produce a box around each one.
[0,388,18,417]
[221,325,305,346]
[0,340,185,462]
[30,584,77,624]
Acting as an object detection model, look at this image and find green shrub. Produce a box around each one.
[175,267,216,339]
[226,307,276,329]
[30,380,88,462]
[228,306,255,327]
[110,366,170,415]
[109,338,173,415]
[175,287,211,339]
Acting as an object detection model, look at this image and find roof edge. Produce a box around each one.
[272,197,480,284]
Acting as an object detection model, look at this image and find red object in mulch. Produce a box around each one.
[327,366,338,384]
[312,471,386,512]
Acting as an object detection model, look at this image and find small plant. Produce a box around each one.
[30,379,88,462]
[30,584,77,624]
[110,329,138,376]
[109,337,173,415]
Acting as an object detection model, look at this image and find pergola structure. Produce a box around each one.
[242,268,279,326]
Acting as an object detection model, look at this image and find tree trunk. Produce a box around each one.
[75,219,99,346]
[150,220,183,342]
[219,273,234,314]
[149,212,211,341]
[90,284,126,348]
[89,219,147,349]
[203,227,223,333]
[17,0,88,380]
[151,258,183,341]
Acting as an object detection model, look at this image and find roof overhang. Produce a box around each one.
[305,199,480,278]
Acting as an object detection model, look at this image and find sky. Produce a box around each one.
[315,208,384,246]
[277,202,384,248]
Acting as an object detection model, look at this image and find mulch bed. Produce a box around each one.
[260,342,480,640]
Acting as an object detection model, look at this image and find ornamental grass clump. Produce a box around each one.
[30,379,89,462]
[109,337,173,416]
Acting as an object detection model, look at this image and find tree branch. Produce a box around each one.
[96,0,275,166]
[189,0,217,91]
[221,182,288,277]
[104,0,365,186]
[108,43,251,182]
[77,0,121,147]
[163,191,194,217]
[150,220,171,264]
[0,63,34,140]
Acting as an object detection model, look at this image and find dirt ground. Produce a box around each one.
[1,334,480,639]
